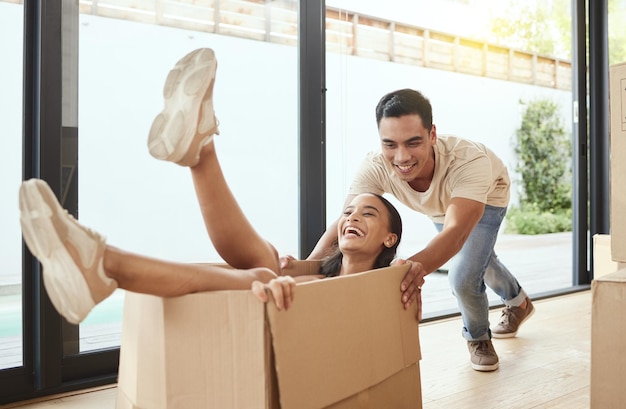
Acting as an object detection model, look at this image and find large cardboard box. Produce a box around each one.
[115,261,421,409]
[593,234,626,279]
[590,268,626,408]
[609,62,626,262]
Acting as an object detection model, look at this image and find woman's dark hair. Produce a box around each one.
[375,88,433,131]
[320,193,403,277]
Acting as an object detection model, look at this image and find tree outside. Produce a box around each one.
[484,0,626,65]
[506,98,572,234]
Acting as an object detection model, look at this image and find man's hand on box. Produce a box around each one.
[393,259,426,316]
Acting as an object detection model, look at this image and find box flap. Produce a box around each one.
[267,264,419,409]
[162,290,269,408]
[117,292,167,408]
[281,259,323,276]
[117,289,272,409]
[326,363,421,409]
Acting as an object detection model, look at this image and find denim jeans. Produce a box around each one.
[434,205,527,341]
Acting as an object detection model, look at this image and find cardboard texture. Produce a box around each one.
[609,62,626,262]
[267,264,420,409]
[590,268,626,408]
[593,63,626,408]
[593,234,626,278]
[116,261,421,409]
[116,289,275,409]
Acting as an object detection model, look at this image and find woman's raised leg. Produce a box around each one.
[189,143,281,274]
[18,48,281,325]
[147,47,281,274]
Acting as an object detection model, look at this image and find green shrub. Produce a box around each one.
[505,206,572,234]
[506,98,572,234]
[514,98,571,213]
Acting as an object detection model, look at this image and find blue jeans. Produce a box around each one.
[434,205,527,341]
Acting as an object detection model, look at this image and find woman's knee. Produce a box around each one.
[258,240,281,275]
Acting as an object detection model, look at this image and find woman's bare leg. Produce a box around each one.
[19,178,278,324]
[19,49,281,326]
[147,47,280,274]
[190,142,281,274]
[104,246,275,297]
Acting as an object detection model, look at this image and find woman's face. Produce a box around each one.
[336,194,398,257]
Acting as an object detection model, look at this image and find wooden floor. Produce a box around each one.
[420,290,590,409]
[2,291,591,409]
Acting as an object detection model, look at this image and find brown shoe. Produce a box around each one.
[492,297,535,339]
[467,340,499,372]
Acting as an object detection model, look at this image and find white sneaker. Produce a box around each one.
[148,48,219,167]
[19,179,117,324]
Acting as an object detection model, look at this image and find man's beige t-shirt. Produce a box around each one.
[349,135,510,223]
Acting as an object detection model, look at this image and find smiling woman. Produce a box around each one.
[320,193,403,277]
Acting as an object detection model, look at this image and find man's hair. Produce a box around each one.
[320,193,403,278]
[375,88,433,131]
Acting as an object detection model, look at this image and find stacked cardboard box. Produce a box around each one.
[115,261,422,408]
[590,62,626,408]
[610,62,626,261]
[592,234,626,279]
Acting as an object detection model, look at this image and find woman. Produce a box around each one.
[18,48,403,325]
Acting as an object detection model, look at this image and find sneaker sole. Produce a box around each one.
[19,179,99,324]
[470,362,499,372]
[491,304,536,339]
[147,48,218,166]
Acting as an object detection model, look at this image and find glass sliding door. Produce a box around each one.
[2,0,301,404]
[0,0,24,372]
[325,0,576,318]
[76,0,300,350]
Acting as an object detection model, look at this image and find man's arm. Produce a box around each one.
[412,197,485,272]
[306,220,339,260]
[399,197,485,308]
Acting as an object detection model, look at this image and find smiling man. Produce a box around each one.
[308,88,534,372]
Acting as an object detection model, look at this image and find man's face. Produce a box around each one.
[378,114,436,183]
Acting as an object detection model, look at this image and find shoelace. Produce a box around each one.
[470,341,493,356]
[498,306,516,326]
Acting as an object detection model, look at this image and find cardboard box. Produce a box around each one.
[590,268,626,408]
[115,261,421,409]
[593,234,626,279]
[609,62,626,262]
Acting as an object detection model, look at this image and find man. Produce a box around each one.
[307,88,534,372]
